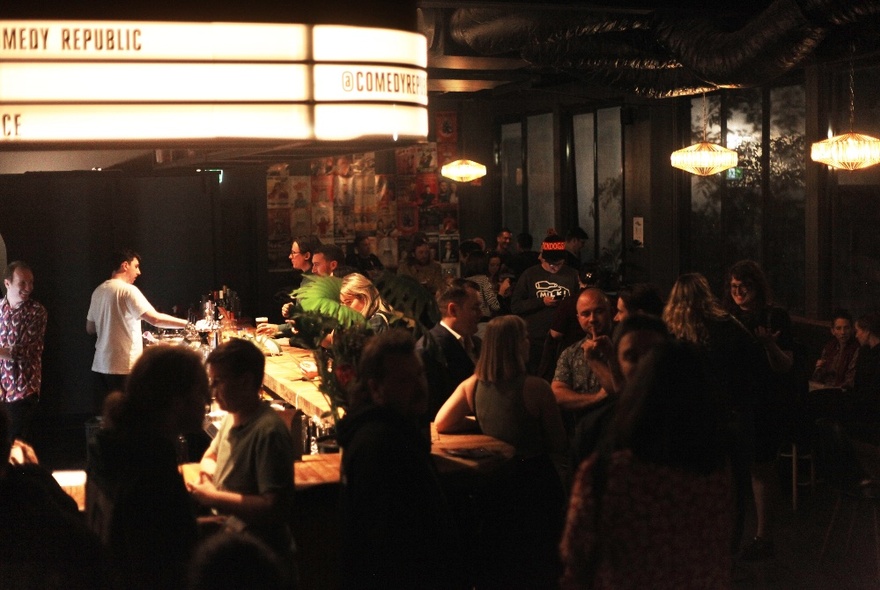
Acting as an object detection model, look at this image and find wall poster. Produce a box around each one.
[267,142,461,273]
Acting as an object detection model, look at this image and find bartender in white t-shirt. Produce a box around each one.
[86,249,189,414]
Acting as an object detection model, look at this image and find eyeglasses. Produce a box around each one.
[729,282,750,294]
[290,250,301,256]
[546,260,564,269]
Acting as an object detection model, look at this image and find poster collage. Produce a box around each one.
[267,112,465,277]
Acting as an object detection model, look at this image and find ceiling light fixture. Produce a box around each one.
[441,158,487,183]
[671,93,738,176]
[811,46,880,171]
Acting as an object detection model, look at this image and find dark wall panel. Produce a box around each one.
[0,172,218,416]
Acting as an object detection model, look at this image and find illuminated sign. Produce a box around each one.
[0,20,428,145]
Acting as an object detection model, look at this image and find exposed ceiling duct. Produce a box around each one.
[428,0,880,98]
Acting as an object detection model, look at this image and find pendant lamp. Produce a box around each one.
[811,47,880,171]
[441,158,487,183]
[671,93,738,176]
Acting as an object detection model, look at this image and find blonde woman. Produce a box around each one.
[663,272,770,558]
[435,314,566,455]
[435,314,567,588]
[339,273,394,333]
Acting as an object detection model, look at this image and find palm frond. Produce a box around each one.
[293,275,365,328]
[374,271,440,340]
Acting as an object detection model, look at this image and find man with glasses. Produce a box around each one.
[510,235,579,375]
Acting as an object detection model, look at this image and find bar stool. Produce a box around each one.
[778,441,815,512]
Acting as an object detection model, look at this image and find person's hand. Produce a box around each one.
[582,335,613,362]
[187,479,218,506]
[754,325,780,345]
[543,296,558,307]
[815,359,825,369]
[198,457,216,483]
[499,278,512,298]
[281,302,295,319]
[8,439,39,465]
[255,324,277,338]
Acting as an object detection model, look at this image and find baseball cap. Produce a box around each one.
[541,235,566,263]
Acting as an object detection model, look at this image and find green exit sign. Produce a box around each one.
[726,167,743,180]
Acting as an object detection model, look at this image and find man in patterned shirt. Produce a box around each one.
[551,288,614,433]
[0,261,47,442]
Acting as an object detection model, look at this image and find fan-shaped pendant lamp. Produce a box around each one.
[811,47,880,171]
[671,93,738,176]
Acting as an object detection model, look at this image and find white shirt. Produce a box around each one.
[86,278,155,374]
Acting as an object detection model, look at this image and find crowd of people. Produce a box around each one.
[4,224,880,589]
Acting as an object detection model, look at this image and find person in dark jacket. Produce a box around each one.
[416,279,483,421]
[337,328,465,589]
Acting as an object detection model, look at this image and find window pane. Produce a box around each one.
[527,113,555,239]
[596,107,622,280]
[572,112,596,262]
[500,122,523,233]
[767,85,806,314]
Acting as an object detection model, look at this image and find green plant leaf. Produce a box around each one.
[292,275,365,328]
[374,271,440,340]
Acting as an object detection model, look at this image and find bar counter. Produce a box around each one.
[179,427,515,492]
[260,342,330,418]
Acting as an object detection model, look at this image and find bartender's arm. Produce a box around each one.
[141,309,189,330]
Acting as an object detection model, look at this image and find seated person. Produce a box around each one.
[312,243,346,277]
[551,288,615,434]
[336,328,464,588]
[613,282,665,322]
[840,312,880,445]
[339,272,395,334]
[416,279,483,421]
[345,232,384,280]
[397,235,445,297]
[435,314,567,457]
[188,339,296,582]
[434,315,567,589]
[811,308,860,390]
[87,344,209,590]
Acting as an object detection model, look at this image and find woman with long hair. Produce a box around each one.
[664,272,771,560]
[435,314,566,455]
[435,314,567,589]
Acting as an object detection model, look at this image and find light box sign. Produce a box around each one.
[0,20,428,144]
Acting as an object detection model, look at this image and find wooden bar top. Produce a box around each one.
[179,429,514,492]
[261,342,331,418]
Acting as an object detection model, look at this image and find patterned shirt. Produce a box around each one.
[553,336,602,394]
[0,297,48,402]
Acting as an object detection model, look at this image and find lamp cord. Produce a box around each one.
[848,47,855,133]
[701,92,709,143]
